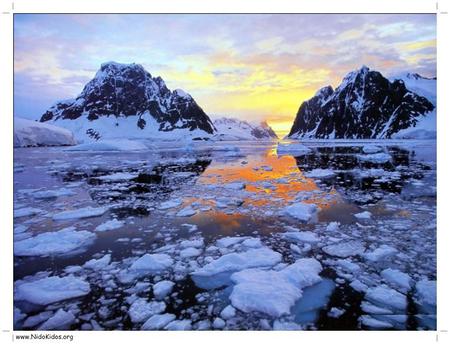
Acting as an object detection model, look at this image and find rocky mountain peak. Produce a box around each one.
[40,62,215,141]
[288,66,434,139]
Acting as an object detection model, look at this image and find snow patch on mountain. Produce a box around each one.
[213,117,278,141]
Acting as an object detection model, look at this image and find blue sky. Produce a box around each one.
[14,14,436,135]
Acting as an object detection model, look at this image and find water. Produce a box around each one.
[13,140,436,330]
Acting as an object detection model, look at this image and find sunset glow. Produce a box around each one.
[14,14,436,137]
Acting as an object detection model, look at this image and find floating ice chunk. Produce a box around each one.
[229,258,322,317]
[164,319,192,330]
[357,153,391,163]
[273,320,303,330]
[96,172,138,182]
[83,254,111,270]
[277,143,311,156]
[242,238,262,248]
[381,268,412,292]
[282,202,318,223]
[355,211,372,220]
[67,139,148,151]
[141,313,176,330]
[281,231,320,244]
[128,298,166,323]
[415,279,436,309]
[38,310,75,330]
[153,281,175,300]
[14,228,96,257]
[322,241,365,258]
[213,317,226,329]
[14,207,42,218]
[180,247,201,259]
[292,278,335,324]
[328,307,345,318]
[95,219,124,232]
[304,169,335,179]
[157,199,183,210]
[216,236,248,248]
[179,240,204,251]
[176,206,197,217]
[53,206,108,220]
[336,259,360,273]
[14,307,26,326]
[224,182,246,190]
[220,305,236,320]
[364,245,398,262]
[15,276,90,305]
[23,311,54,328]
[360,315,393,329]
[350,280,368,292]
[362,145,383,154]
[191,248,282,277]
[361,301,393,315]
[32,188,76,199]
[365,285,407,311]
[326,222,340,231]
[130,253,173,275]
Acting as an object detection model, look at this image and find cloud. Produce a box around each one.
[14,14,436,136]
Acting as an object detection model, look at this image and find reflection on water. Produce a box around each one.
[13,141,436,331]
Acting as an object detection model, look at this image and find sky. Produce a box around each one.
[14,14,436,137]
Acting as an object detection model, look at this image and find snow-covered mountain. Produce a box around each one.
[389,73,436,139]
[40,62,216,142]
[14,117,76,147]
[287,66,435,139]
[213,117,278,141]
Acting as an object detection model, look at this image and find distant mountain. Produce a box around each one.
[213,117,278,140]
[40,62,215,142]
[287,66,435,139]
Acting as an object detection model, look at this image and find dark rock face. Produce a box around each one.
[287,66,434,139]
[40,62,215,135]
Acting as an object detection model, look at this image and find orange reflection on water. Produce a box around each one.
[199,151,339,209]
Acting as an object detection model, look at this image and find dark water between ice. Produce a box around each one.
[13,140,437,330]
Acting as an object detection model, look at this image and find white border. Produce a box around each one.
[1,1,448,343]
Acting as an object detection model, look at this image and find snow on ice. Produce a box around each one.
[282,202,318,223]
[15,275,90,305]
[229,258,322,317]
[14,227,96,256]
[53,206,108,221]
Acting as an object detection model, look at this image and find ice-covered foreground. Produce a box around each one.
[13,140,436,330]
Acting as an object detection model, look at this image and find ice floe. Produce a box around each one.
[304,169,335,179]
[38,310,76,330]
[95,219,124,232]
[380,268,412,292]
[128,298,166,323]
[282,202,318,223]
[141,313,176,330]
[357,152,391,163]
[277,142,311,156]
[153,281,175,300]
[15,275,90,305]
[130,253,174,275]
[53,206,108,220]
[14,227,96,256]
[229,258,322,317]
[322,241,365,258]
